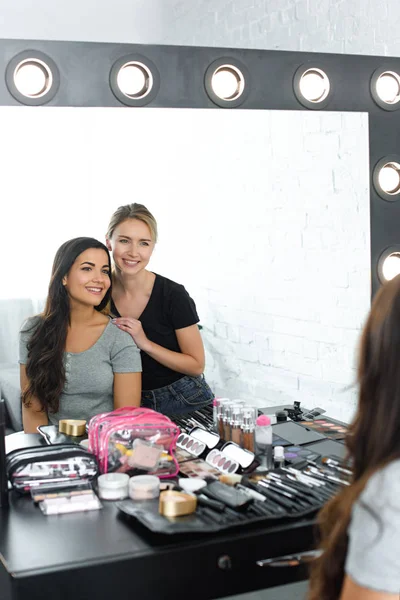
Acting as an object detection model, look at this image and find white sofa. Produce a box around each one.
[0,298,44,433]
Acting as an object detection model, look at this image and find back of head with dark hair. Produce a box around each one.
[309,274,400,599]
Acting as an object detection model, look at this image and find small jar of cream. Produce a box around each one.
[129,475,160,500]
[97,473,130,500]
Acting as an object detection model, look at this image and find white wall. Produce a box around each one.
[162,0,400,57]
[1,0,400,57]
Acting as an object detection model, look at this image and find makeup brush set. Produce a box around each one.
[116,453,352,535]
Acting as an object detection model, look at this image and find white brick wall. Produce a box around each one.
[161,0,398,57]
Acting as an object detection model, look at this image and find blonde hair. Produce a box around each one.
[106,203,158,242]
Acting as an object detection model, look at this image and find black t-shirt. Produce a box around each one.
[110,273,200,390]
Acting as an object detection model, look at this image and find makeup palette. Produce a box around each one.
[176,433,206,457]
[205,449,239,475]
[283,446,321,464]
[178,459,220,479]
[299,419,348,441]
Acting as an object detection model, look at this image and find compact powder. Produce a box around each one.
[59,419,86,437]
[97,473,129,501]
[159,491,197,517]
[129,475,160,500]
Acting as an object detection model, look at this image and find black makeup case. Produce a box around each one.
[6,444,99,493]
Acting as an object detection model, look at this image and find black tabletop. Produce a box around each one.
[0,491,316,600]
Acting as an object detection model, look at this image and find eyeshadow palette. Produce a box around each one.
[174,447,196,463]
[178,458,220,479]
[299,419,348,441]
[283,445,321,463]
[176,433,206,457]
[304,438,347,460]
[205,449,239,474]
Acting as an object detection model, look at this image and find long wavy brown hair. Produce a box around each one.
[22,237,112,414]
[308,274,400,599]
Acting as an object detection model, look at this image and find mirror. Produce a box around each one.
[0,106,370,424]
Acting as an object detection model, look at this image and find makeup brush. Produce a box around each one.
[321,457,352,476]
[305,466,350,486]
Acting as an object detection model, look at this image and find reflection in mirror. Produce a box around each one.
[0,107,369,424]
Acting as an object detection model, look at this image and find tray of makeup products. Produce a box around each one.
[117,451,352,535]
[116,406,352,535]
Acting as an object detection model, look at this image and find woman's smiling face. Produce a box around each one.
[107,218,155,275]
[63,248,111,307]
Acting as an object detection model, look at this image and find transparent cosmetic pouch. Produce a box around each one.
[6,444,99,493]
[88,407,180,478]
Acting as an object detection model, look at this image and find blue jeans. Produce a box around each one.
[141,375,214,416]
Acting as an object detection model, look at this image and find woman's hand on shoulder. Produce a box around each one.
[111,317,151,352]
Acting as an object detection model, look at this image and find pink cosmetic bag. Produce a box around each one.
[88,407,180,478]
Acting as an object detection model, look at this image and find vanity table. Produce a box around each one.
[0,406,346,600]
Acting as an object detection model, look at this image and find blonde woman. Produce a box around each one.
[106,203,213,415]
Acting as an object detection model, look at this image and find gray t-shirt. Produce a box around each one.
[345,459,400,594]
[19,316,142,426]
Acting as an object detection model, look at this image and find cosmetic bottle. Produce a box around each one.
[241,407,257,452]
[222,401,235,441]
[255,415,273,471]
[217,399,230,439]
[230,406,243,445]
[274,446,285,469]
[213,398,220,433]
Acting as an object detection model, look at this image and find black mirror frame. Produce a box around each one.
[0,38,399,297]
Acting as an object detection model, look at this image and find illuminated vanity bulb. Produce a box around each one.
[211,65,245,101]
[299,68,330,103]
[14,59,53,98]
[116,62,152,99]
[375,71,400,105]
[378,162,400,195]
[381,253,400,281]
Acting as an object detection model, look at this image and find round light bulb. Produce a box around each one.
[382,253,400,281]
[116,62,152,99]
[376,71,400,104]
[117,64,147,97]
[378,162,400,195]
[211,66,244,101]
[299,69,330,103]
[14,60,51,98]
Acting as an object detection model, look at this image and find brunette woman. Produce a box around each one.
[20,237,142,433]
[106,203,214,415]
[308,274,400,600]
